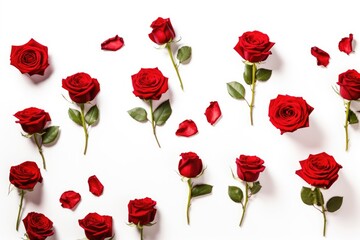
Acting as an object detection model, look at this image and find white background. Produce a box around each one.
[1,0,360,239]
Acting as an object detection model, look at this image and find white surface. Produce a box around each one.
[1,0,360,239]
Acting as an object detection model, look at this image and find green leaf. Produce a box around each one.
[243,63,253,85]
[85,105,99,126]
[326,196,343,212]
[42,126,60,144]
[228,186,243,203]
[314,188,324,206]
[191,184,213,198]
[301,187,315,205]
[348,109,359,124]
[255,68,272,81]
[127,107,148,122]
[153,100,172,126]
[250,181,262,195]
[226,81,245,100]
[177,46,192,63]
[68,108,82,126]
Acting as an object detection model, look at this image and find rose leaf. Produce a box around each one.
[300,187,315,205]
[326,196,343,212]
[243,63,253,85]
[127,107,148,122]
[68,108,83,126]
[228,186,243,203]
[42,126,60,144]
[85,105,99,126]
[191,184,213,198]
[177,46,192,64]
[256,68,272,81]
[153,100,172,126]
[250,181,262,195]
[348,109,359,124]
[226,81,246,100]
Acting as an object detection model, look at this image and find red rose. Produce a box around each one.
[78,212,113,240]
[178,152,203,178]
[59,190,81,209]
[10,38,49,76]
[268,94,314,134]
[62,72,100,103]
[296,152,342,189]
[128,197,157,226]
[14,107,51,134]
[234,30,275,63]
[131,68,168,100]
[23,212,54,240]
[337,69,360,100]
[311,46,330,67]
[236,155,265,182]
[9,161,42,190]
[148,17,176,45]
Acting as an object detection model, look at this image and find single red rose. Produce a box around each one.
[234,30,275,63]
[148,17,176,45]
[268,94,314,134]
[88,175,104,196]
[204,101,222,125]
[236,155,265,182]
[14,107,51,135]
[175,119,198,137]
[23,212,54,240]
[101,35,124,51]
[10,38,49,76]
[178,152,203,178]
[62,72,100,103]
[311,46,330,67]
[9,161,42,190]
[78,212,113,240]
[339,33,353,55]
[131,68,168,100]
[296,152,342,189]
[337,69,360,100]
[59,190,81,209]
[128,197,157,226]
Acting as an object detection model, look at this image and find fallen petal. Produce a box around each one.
[339,33,353,55]
[176,119,198,137]
[101,35,124,51]
[205,101,222,125]
[60,190,81,209]
[311,46,330,67]
[88,175,104,196]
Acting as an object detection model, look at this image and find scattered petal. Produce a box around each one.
[339,33,353,55]
[311,46,330,67]
[205,101,222,125]
[101,35,124,51]
[88,175,104,196]
[175,119,198,137]
[60,190,81,209]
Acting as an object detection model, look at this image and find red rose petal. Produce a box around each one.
[60,190,81,209]
[101,35,124,51]
[339,33,353,55]
[175,119,198,137]
[88,175,104,196]
[311,46,330,67]
[204,101,222,125]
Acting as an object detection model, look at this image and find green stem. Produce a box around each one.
[249,63,256,126]
[16,190,25,231]
[79,104,89,155]
[240,183,249,227]
[139,226,144,240]
[33,134,46,170]
[186,178,192,225]
[166,43,184,90]
[321,203,327,237]
[344,101,350,151]
[149,100,161,148]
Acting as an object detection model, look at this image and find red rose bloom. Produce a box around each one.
[88,175,104,196]
[204,101,222,125]
[175,119,198,137]
[14,107,51,134]
[268,94,314,134]
[236,155,265,182]
[10,38,49,76]
[131,68,168,100]
[78,213,113,240]
[23,212,54,240]
[311,46,330,67]
[338,33,353,55]
[234,30,275,63]
[337,69,360,100]
[178,152,203,178]
[148,17,176,45]
[9,161,42,190]
[128,197,157,226]
[296,152,342,189]
[62,72,100,103]
[60,190,81,209]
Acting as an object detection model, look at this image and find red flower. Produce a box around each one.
[101,35,124,51]
[14,107,51,135]
[148,17,176,45]
[338,33,353,55]
[131,68,168,100]
[23,212,54,240]
[236,155,265,182]
[78,213,113,240]
[178,152,203,178]
[311,47,330,67]
[175,119,198,137]
[9,161,42,190]
[128,197,157,226]
[204,101,222,125]
[88,175,104,196]
[60,190,81,209]
[337,69,360,100]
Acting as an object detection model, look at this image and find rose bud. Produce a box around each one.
[178,152,203,178]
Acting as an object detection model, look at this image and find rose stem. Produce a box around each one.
[166,43,184,91]
[344,101,351,151]
[139,226,144,240]
[79,104,89,155]
[149,100,161,148]
[186,178,192,225]
[33,134,46,170]
[249,63,257,126]
[16,190,25,231]
[321,203,327,237]
[239,182,249,227]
